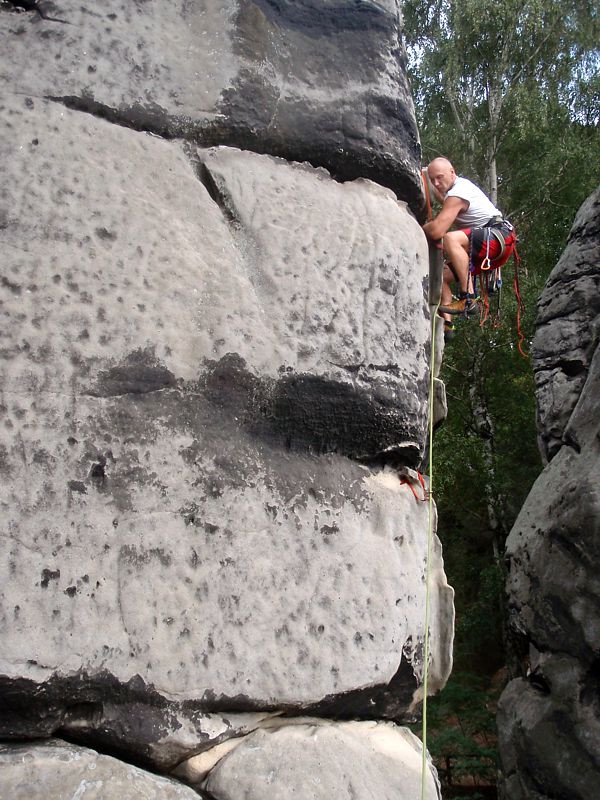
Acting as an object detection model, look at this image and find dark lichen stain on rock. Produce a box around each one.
[201,353,423,464]
[40,568,60,588]
[67,480,87,494]
[321,524,339,535]
[252,0,392,35]
[1,276,22,295]
[120,545,172,568]
[94,227,117,241]
[89,347,177,398]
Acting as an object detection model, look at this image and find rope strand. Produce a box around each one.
[421,295,440,800]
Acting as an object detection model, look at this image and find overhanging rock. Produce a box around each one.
[0,0,423,213]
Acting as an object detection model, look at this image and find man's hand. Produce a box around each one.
[422,196,468,240]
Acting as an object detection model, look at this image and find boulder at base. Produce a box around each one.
[0,739,203,800]
[176,718,441,800]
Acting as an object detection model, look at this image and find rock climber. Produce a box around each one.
[422,157,515,339]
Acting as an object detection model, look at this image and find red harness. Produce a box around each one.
[464,225,526,357]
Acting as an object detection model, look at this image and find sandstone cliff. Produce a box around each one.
[0,2,453,797]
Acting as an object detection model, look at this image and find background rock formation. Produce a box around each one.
[1,2,453,797]
[498,187,600,799]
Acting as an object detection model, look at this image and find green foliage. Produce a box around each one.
[403,1,599,793]
[413,672,500,792]
[404,0,599,188]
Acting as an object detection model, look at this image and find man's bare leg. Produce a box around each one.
[442,230,472,294]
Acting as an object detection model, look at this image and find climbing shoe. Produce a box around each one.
[439,292,480,316]
[444,321,456,343]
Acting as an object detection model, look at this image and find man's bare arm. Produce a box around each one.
[422,196,468,240]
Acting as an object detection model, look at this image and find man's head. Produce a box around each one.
[427,157,456,196]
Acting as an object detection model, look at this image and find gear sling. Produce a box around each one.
[469,217,526,356]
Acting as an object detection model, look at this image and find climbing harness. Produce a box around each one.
[469,221,527,357]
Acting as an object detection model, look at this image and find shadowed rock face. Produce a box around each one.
[0,1,453,795]
[498,188,600,800]
[533,189,600,463]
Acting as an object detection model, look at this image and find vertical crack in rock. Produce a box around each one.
[189,153,241,228]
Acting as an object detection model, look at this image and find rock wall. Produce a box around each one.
[498,188,600,799]
[0,2,453,797]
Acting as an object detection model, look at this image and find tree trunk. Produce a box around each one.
[467,347,506,547]
[487,146,498,207]
[486,85,501,204]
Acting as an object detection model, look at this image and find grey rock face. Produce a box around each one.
[498,665,600,800]
[1,94,430,462]
[498,188,600,799]
[197,718,441,800]
[0,92,453,768]
[0,0,453,791]
[0,0,423,214]
[533,188,600,463]
[0,739,203,799]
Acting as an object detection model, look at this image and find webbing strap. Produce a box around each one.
[421,169,433,222]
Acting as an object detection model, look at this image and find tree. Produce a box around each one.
[404,1,599,793]
[404,0,599,201]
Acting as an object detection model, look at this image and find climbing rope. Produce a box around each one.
[419,170,438,800]
[421,291,439,800]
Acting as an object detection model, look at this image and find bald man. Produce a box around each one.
[423,157,509,319]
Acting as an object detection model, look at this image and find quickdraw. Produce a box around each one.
[399,469,428,502]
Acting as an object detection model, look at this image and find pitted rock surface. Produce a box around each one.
[0,92,453,766]
[0,0,454,786]
[0,739,203,799]
[0,0,423,212]
[1,95,430,461]
[498,188,600,799]
[498,663,600,800]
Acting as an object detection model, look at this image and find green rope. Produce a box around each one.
[421,299,440,800]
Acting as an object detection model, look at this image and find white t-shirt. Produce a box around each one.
[446,176,502,228]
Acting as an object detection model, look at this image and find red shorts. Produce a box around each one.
[462,226,516,273]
